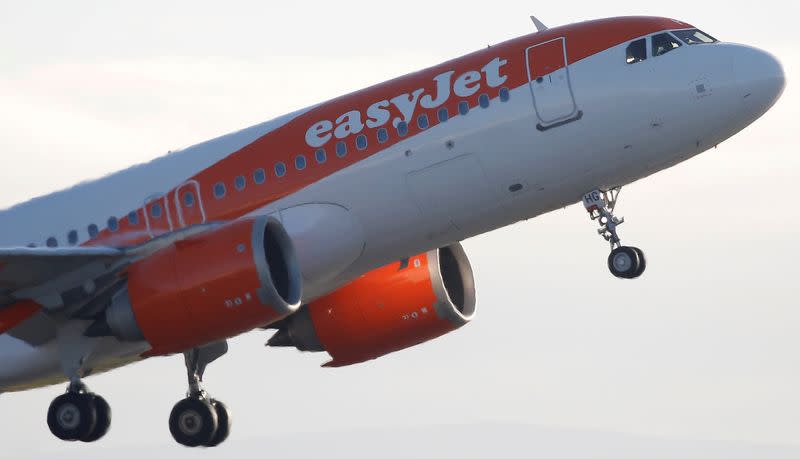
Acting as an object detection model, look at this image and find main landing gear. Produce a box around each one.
[47,381,111,442]
[169,343,232,448]
[46,341,231,448]
[583,188,646,279]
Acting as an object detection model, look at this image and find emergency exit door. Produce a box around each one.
[526,37,582,130]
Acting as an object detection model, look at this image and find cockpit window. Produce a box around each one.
[672,29,717,45]
[652,33,682,57]
[626,39,647,64]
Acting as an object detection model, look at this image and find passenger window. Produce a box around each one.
[652,33,682,57]
[88,224,99,238]
[235,175,246,191]
[417,114,429,129]
[438,108,449,123]
[356,134,368,150]
[68,230,78,245]
[479,94,490,108]
[46,237,58,247]
[253,168,266,184]
[458,101,470,115]
[626,39,647,64]
[108,217,119,232]
[213,182,226,199]
[183,191,195,207]
[499,87,510,102]
[336,141,348,157]
[397,121,408,137]
[151,204,162,219]
[315,149,327,164]
[128,211,139,225]
[295,155,307,170]
[377,128,388,144]
[275,162,287,177]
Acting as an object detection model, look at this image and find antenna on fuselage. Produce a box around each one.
[530,16,548,32]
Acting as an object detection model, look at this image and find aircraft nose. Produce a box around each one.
[733,45,786,115]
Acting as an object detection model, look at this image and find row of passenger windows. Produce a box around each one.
[626,28,717,64]
[210,88,511,199]
[35,88,512,246]
[39,221,108,247]
[34,205,169,247]
[37,205,174,247]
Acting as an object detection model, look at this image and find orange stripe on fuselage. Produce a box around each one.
[86,16,690,249]
[0,301,41,335]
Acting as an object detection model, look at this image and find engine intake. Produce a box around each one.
[268,243,476,366]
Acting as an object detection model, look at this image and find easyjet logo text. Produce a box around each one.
[305,57,508,148]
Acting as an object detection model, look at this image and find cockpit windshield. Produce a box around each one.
[672,29,718,45]
[652,33,682,57]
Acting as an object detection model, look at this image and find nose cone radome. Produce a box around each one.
[734,45,786,117]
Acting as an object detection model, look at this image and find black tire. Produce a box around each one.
[169,398,219,447]
[82,394,112,442]
[47,393,98,441]
[607,246,641,279]
[630,247,647,279]
[206,400,232,447]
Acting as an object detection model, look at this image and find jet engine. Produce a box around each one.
[96,216,302,355]
[267,243,476,366]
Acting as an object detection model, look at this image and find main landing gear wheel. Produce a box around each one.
[207,400,232,447]
[583,188,647,279]
[169,398,219,447]
[169,342,232,448]
[83,394,112,442]
[48,392,96,441]
[47,384,111,442]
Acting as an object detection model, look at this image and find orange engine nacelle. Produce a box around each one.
[267,243,476,367]
[97,216,302,355]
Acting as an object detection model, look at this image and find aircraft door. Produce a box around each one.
[143,194,174,238]
[174,180,207,228]
[526,37,582,130]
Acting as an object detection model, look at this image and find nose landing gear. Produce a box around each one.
[583,188,646,279]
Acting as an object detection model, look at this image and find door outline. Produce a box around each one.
[525,37,583,130]
[174,180,207,228]
[142,193,174,239]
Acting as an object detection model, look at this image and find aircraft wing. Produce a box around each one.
[0,226,224,350]
[0,226,215,314]
[0,247,125,308]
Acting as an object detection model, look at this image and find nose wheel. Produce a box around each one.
[608,246,646,279]
[583,188,646,279]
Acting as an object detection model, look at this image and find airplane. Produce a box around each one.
[0,15,784,447]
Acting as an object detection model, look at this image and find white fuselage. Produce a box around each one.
[0,29,784,392]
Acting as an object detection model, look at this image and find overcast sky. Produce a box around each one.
[1,1,798,457]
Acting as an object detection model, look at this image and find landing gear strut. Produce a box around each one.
[168,342,232,448]
[47,381,111,442]
[583,188,646,279]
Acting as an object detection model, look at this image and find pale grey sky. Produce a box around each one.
[1,1,798,457]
